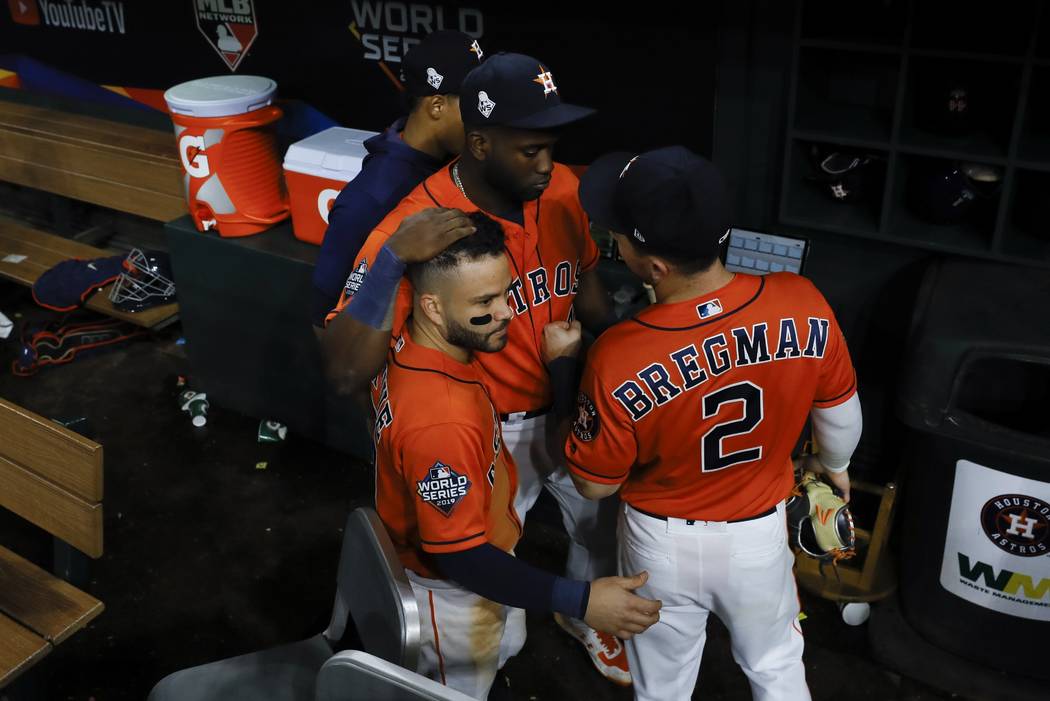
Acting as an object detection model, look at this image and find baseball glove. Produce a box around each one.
[786,470,856,562]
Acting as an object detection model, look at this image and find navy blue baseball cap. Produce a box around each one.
[460,52,595,129]
[401,31,484,97]
[579,146,732,261]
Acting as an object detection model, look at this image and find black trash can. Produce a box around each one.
[897,258,1050,676]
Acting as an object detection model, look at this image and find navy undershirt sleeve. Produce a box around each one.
[548,356,579,423]
[310,188,384,327]
[432,543,590,619]
[342,245,404,329]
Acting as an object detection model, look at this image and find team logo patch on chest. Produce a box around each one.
[572,392,600,442]
[417,461,472,517]
[345,259,368,296]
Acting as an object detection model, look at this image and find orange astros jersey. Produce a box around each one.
[566,272,857,522]
[372,325,522,580]
[329,160,600,414]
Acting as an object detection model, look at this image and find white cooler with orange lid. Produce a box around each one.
[282,127,379,245]
[164,75,290,237]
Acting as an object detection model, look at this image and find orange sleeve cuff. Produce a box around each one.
[567,455,629,485]
[420,531,487,554]
[813,383,857,409]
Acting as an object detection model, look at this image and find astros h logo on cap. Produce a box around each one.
[534,65,558,97]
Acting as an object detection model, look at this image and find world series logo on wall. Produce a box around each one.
[194,0,258,72]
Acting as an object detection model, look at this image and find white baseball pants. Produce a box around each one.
[406,569,527,700]
[502,413,619,581]
[618,501,810,701]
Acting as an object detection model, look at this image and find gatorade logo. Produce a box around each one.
[8,0,40,25]
[318,188,340,224]
[179,135,211,179]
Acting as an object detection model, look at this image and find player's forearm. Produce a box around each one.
[320,316,391,395]
[574,268,616,336]
[320,246,403,394]
[810,393,863,472]
[311,189,385,328]
[433,543,590,618]
[569,470,621,500]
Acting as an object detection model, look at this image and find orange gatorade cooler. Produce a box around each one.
[164,76,289,237]
[282,127,378,245]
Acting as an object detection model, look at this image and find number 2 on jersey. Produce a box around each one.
[700,381,764,472]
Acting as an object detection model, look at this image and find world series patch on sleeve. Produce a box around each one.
[417,461,472,517]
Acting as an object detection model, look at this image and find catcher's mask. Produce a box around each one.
[108,249,176,312]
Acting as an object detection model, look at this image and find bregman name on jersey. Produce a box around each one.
[613,316,831,421]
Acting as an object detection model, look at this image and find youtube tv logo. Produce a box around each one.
[9,0,40,25]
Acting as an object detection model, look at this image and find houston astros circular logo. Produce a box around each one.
[572,392,600,442]
[980,494,1050,557]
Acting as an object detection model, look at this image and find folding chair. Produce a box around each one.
[147,507,420,700]
[315,650,475,701]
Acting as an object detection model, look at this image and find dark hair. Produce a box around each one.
[401,92,424,115]
[625,237,721,275]
[408,211,505,289]
[401,92,458,116]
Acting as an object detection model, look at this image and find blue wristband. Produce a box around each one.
[344,245,405,329]
[551,576,590,620]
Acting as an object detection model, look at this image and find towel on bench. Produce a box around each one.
[32,256,125,312]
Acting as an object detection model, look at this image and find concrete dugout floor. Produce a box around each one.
[0,286,953,701]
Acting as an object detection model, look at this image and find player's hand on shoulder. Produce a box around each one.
[584,571,662,640]
[387,207,476,263]
[541,319,582,365]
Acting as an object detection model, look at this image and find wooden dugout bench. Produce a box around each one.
[0,94,186,222]
[0,215,178,328]
[0,91,184,328]
[0,397,105,689]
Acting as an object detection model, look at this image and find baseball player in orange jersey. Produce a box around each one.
[323,53,633,683]
[551,146,862,700]
[373,212,659,699]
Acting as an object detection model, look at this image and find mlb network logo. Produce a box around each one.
[9,0,40,25]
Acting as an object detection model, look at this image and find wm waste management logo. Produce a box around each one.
[195,0,258,72]
[955,554,1050,613]
[417,461,471,517]
[941,459,1050,621]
